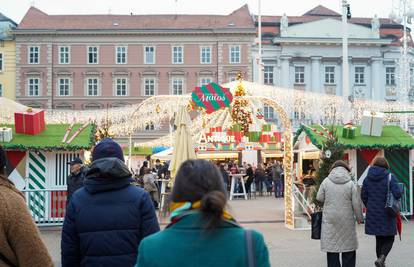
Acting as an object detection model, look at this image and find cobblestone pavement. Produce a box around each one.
[41,197,414,266]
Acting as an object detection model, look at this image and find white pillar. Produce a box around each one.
[311,56,321,93]
[280,56,291,88]
[258,0,262,84]
[371,57,382,101]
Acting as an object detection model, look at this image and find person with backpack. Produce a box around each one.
[0,147,53,267]
[361,157,402,267]
[61,138,160,267]
[316,160,363,267]
[135,159,270,267]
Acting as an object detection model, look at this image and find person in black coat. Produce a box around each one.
[361,157,402,267]
[244,164,254,194]
[219,164,229,192]
[254,164,266,195]
[139,161,149,176]
[66,157,86,205]
[61,138,160,267]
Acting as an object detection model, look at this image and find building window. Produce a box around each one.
[229,75,238,82]
[294,110,306,120]
[144,46,155,64]
[0,53,3,71]
[386,67,396,86]
[264,66,274,85]
[115,77,128,96]
[116,46,127,64]
[144,78,155,96]
[200,77,212,86]
[354,66,365,84]
[87,78,99,96]
[58,78,70,96]
[294,66,305,84]
[172,78,184,95]
[88,46,98,64]
[59,46,70,64]
[229,45,241,64]
[0,84,2,96]
[200,46,211,64]
[145,122,155,131]
[28,46,39,64]
[264,105,274,120]
[325,66,335,84]
[28,77,40,96]
[172,46,183,64]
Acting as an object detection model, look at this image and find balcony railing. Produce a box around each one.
[324,85,336,95]
[385,86,397,101]
[352,85,366,99]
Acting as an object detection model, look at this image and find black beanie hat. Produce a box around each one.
[92,138,124,162]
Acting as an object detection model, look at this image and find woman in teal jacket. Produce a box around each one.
[136,159,270,267]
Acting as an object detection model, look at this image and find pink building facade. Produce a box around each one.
[14,6,255,110]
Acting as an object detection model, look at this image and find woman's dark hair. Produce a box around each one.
[0,147,7,176]
[330,160,351,173]
[373,157,390,169]
[172,159,227,230]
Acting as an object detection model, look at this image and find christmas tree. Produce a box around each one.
[312,126,345,207]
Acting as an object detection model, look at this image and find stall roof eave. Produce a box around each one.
[0,124,96,151]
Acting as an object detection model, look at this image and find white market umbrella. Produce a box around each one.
[169,106,196,178]
[0,97,29,124]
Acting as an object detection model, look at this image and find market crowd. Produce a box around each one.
[0,139,403,267]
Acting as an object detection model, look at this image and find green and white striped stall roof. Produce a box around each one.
[0,124,95,151]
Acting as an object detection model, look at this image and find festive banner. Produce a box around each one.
[191,83,233,114]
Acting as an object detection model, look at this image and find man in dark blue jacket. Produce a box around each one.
[61,138,160,267]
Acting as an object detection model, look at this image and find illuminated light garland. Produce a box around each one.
[2,82,413,142]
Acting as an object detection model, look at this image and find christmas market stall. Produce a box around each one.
[0,109,95,225]
[294,123,414,216]
[188,80,284,165]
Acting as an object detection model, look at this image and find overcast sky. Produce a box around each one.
[1,0,397,23]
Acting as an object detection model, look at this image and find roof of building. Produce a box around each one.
[0,12,17,25]
[302,5,341,17]
[16,5,255,32]
[0,124,96,151]
[294,125,414,150]
[0,13,17,40]
[254,5,409,46]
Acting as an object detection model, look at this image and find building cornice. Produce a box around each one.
[273,37,393,45]
[13,28,256,36]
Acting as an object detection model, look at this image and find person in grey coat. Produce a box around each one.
[316,160,363,267]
